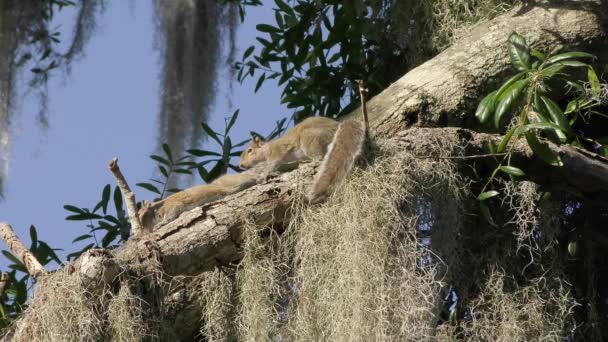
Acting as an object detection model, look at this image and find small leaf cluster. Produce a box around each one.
[63,184,128,260]
[237,0,410,121]
[475,32,606,225]
[0,225,61,328]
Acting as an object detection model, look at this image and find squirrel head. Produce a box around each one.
[138,200,155,232]
[239,134,266,169]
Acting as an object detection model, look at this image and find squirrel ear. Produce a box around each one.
[251,134,264,145]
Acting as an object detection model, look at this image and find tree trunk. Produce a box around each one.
[5,2,608,340]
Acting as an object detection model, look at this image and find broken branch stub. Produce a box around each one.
[108,157,144,237]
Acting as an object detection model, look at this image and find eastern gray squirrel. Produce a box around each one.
[238,116,366,203]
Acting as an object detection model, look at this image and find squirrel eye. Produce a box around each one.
[247,148,252,153]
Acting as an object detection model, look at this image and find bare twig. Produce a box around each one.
[0,223,46,280]
[357,80,370,137]
[108,158,144,237]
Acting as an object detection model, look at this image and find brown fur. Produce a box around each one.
[238,117,366,204]
[307,120,365,203]
[137,166,263,231]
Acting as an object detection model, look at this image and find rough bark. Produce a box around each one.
[349,1,608,137]
[5,2,608,340]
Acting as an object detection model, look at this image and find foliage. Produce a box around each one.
[0,225,62,329]
[475,32,605,220]
[236,0,411,121]
[63,184,129,260]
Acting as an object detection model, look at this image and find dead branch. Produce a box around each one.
[108,157,144,237]
[0,223,46,280]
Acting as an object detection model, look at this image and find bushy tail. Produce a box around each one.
[307,120,366,203]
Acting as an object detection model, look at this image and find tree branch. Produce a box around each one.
[108,157,144,237]
[348,2,608,137]
[0,223,46,280]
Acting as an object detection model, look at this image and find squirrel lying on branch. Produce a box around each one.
[138,114,367,231]
[239,116,366,203]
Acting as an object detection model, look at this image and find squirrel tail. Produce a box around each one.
[307,120,366,204]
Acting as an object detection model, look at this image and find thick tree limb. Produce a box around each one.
[0,223,46,280]
[349,1,608,137]
[76,129,608,280]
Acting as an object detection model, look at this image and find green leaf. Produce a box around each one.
[475,90,498,124]
[158,165,169,178]
[587,66,601,97]
[551,60,588,68]
[565,98,593,114]
[567,241,577,257]
[480,202,498,227]
[495,79,528,128]
[113,186,123,212]
[496,71,527,97]
[478,190,499,201]
[101,184,111,214]
[29,225,38,249]
[546,51,594,64]
[515,122,565,137]
[499,165,525,177]
[525,132,563,166]
[162,144,173,163]
[243,45,255,60]
[201,123,223,146]
[274,0,294,16]
[136,183,161,195]
[256,24,280,33]
[530,49,545,62]
[187,149,222,157]
[72,234,93,243]
[540,96,570,141]
[1,251,23,268]
[507,32,531,71]
[498,126,516,153]
[254,73,266,92]
[540,63,565,78]
[63,205,84,214]
[226,109,240,133]
[150,155,171,166]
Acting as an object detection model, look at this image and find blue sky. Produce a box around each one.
[0,2,284,265]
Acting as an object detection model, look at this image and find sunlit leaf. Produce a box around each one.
[478,190,499,201]
[499,165,525,177]
[507,32,531,71]
[567,241,577,257]
[498,126,516,153]
[495,79,528,128]
[587,66,601,97]
[475,91,498,124]
[546,51,594,64]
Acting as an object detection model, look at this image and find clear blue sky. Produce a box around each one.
[0,2,284,265]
